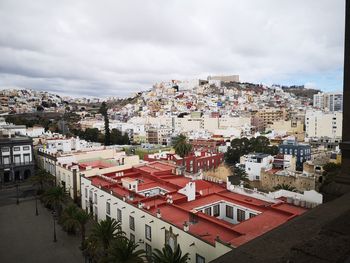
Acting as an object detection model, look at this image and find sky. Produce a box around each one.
[0,0,345,98]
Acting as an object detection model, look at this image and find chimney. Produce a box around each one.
[183,221,189,232]
[156,209,161,218]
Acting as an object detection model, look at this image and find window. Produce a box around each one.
[106,202,110,215]
[213,204,220,217]
[13,146,20,151]
[249,213,256,218]
[23,154,30,163]
[94,193,97,204]
[85,188,88,198]
[237,209,245,222]
[23,146,30,151]
[13,155,21,164]
[145,243,152,260]
[145,224,152,241]
[226,205,233,219]
[196,254,205,263]
[106,214,111,220]
[117,208,122,222]
[130,233,135,243]
[89,190,93,200]
[204,207,211,216]
[2,156,10,165]
[129,216,135,230]
[1,147,9,152]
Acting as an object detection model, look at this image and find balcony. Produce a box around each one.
[0,161,35,169]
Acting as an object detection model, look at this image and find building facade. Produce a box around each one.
[0,135,34,184]
[278,140,311,171]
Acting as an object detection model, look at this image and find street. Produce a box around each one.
[0,183,84,263]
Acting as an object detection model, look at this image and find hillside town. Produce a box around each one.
[0,75,343,262]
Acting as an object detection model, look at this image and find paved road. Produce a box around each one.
[0,185,85,263]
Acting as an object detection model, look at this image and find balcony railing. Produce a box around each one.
[0,161,35,168]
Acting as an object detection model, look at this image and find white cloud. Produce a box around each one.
[0,0,345,97]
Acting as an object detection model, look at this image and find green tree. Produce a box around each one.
[30,169,54,193]
[234,166,248,182]
[225,137,251,164]
[107,238,145,263]
[99,102,111,146]
[273,184,297,192]
[60,204,80,234]
[152,244,189,263]
[61,204,91,248]
[173,135,192,167]
[90,218,124,254]
[42,186,66,215]
[75,209,91,249]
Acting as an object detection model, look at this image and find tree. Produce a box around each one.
[42,186,66,215]
[61,204,90,248]
[60,204,80,234]
[152,244,189,263]
[107,237,145,263]
[30,169,54,193]
[99,102,111,146]
[75,209,91,249]
[273,184,297,192]
[225,137,251,164]
[90,218,124,254]
[234,166,248,182]
[173,135,192,167]
[225,136,278,164]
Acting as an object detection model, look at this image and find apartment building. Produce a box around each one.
[252,108,287,130]
[305,110,342,139]
[81,161,308,263]
[278,140,311,171]
[313,92,343,112]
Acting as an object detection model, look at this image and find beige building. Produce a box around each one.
[253,108,287,129]
[267,120,305,141]
[305,110,342,138]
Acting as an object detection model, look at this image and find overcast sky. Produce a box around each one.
[0,0,345,97]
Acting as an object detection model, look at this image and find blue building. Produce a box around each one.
[278,140,311,171]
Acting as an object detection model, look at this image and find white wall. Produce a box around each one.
[81,177,232,262]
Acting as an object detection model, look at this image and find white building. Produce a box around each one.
[240,153,274,181]
[305,110,342,139]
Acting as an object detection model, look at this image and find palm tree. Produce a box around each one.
[42,186,66,214]
[173,135,192,168]
[75,209,91,249]
[107,237,145,263]
[30,169,54,193]
[90,218,124,254]
[152,244,189,263]
[273,184,297,192]
[60,204,79,234]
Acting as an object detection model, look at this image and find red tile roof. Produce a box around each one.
[85,161,308,247]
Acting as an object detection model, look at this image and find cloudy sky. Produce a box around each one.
[0,0,345,97]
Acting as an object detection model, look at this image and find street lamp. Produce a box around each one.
[35,192,39,216]
[16,184,19,205]
[52,210,57,242]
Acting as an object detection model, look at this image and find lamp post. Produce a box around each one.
[35,192,39,216]
[52,210,57,242]
[16,184,19,205]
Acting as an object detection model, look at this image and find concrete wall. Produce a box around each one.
[260,169,316,192]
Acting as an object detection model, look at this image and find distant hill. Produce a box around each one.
[281,85,320,99]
